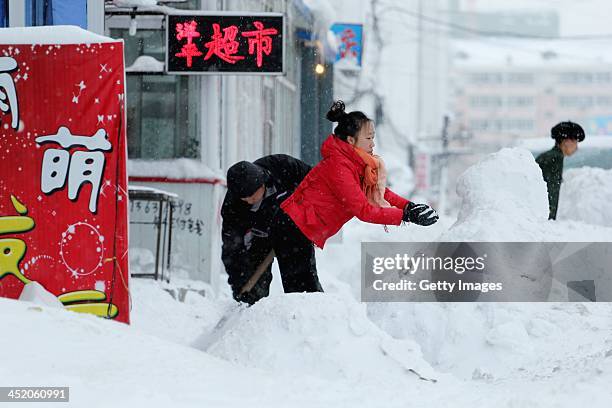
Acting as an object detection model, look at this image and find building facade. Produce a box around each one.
[2,0,335,292]
[447,38,612,210]
[105,0,334,291]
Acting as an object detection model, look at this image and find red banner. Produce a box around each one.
[0,40,130,323]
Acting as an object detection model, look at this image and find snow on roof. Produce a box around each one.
[128,185,179,198]
[128,158,224,181]
[452,38,612,68]
[0,25,118,45]
[113,0,157,6]
[126,55,165,73]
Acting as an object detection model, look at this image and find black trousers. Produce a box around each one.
[242,209,322,304]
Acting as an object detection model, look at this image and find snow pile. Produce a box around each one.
[18,281,64,309]
[0,26,116,44]
[0,296,353,408]
[439,147,612,241]
[440,148,549,241]
[558,167,612,227]
[313,218,451,299]
[126,55,164,73]
[130,278,231,345]
[3,275,612,407]
[196,292,437,385]
[367,302,612,381]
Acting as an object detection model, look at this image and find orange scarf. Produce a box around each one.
[353,146,391,208]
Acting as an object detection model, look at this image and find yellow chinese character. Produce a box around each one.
[0,195,35,284]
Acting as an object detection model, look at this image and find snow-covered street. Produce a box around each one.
[3,1,612,405]
[3,147,612,407]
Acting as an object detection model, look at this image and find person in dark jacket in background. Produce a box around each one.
[535,121,585,220]
[221,154,322,305]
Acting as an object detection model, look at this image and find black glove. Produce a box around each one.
[403,201,439,226]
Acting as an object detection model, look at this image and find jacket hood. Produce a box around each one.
[320,135,366,168]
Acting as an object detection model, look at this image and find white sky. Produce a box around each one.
[460,0,612,36]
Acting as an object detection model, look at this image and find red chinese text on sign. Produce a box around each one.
[0,41,130,323]
[241,21,279,68]
[204,24,245,64]
[175,20,202,67]
[340,28,358,59]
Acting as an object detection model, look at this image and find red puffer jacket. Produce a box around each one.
[281,135,409,248]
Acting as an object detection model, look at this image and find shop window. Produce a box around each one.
[111,27,201,160]
[126,74,200,160]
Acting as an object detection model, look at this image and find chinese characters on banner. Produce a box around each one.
[0,41,130,323]
[414,153,431,192]
[166,13,284,74]
[330,23,364,70]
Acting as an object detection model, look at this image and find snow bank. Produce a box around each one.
[441,148,549,241]
[558,167,612,227]
[196,292,438,385]
[367,302,612,381]
[130,278,231,345]
[18,281,64,309]
[0,26,116,44]
[3,275,612,407]
[0,296,359,408]
[440,147,612,241]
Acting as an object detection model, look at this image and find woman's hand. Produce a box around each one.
[403,202,439,226]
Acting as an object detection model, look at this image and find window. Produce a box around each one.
[470,73,503,85]
[470,95,502,108]
[504,119,533,131]
[470,119,533,132]
[506,73,533,84]
[126,75,200,159]
[595,73,611,84]
[559,72,594,85]
[507,96,534,108]
[26,0,87,28]
[111,27,201,160]
[558,96,593,109]
[0,0,7,27]
[596,96,612,106]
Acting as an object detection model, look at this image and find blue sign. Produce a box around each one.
[587,116,612,135]
[331,23,363,70]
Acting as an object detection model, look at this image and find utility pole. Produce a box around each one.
[438,115,450,215]
[416,0,423,137]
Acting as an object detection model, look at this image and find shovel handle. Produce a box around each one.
[239,250,275,295]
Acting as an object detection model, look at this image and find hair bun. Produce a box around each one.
[326,100,346,122]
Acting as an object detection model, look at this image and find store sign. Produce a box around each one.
[166,13,284,75]
[414,152,431,191]
[331,23,363,70]
[0,40,130,323]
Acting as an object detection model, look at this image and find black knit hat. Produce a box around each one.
[551,121,585,142]
[226,161,265,198]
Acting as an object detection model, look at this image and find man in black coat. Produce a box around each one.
[221,154,323,304]
[535,121,585,220]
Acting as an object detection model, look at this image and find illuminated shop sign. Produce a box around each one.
[166,13,284,75]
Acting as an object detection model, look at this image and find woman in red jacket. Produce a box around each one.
[281,100,438,250]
